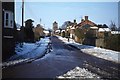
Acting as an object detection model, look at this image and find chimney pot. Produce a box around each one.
[74,19,76,23]
[81,19,84,22]
[85,16,88,20]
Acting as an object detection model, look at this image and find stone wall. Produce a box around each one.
[96,39,105,48]
[83,38,96,46]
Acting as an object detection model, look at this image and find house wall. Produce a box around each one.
[0,1,2,79]
[97,32,104,38]
[70,29,75,39]
[2,2,15,61]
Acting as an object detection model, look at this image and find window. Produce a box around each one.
[4,11,14,28]
[5,13,9,26]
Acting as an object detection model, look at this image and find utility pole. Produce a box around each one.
[22,0,24,27]
[20,0,24,46]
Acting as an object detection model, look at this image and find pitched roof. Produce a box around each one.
[76,19,97,28]
[97,24,108,28]
[76,16,96,27]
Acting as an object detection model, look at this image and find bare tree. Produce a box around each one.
[109,20,117,31]
[118,24,120,31]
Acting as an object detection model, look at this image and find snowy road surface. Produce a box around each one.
[2,36,120,79]
[57,36,120,63]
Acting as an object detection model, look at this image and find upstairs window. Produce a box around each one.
[4,11,14,28]
[5,13,9,26]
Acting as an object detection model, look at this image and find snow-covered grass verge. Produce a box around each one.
[57,66,100,79]
[57,36,120,63]
[14,37,49,57]
[2,37,50,68]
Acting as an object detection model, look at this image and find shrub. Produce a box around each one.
[74,28,85,43]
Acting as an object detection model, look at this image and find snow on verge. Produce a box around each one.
[2,37,50,68]
[57,66,100,79]
[57,36,120,63]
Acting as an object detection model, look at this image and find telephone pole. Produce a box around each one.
[20,0,24,46]
[22,0,24,27]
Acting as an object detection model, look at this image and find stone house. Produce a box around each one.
[75,16,98,46]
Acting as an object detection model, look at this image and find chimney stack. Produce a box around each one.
[85,16,88,20]
[74,19,76,23]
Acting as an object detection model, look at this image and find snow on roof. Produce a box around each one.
[55,30,60,33]
[61,30,65,32]
[43,30,49,34]
[90,26,98,29]
[111,31,120,34]
[98,28,111,32]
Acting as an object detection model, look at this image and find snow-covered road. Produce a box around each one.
[2,36,120,79]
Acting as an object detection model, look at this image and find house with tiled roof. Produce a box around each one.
[77,16,97,27]
[75,16,98,46]
[61,16,112,48]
